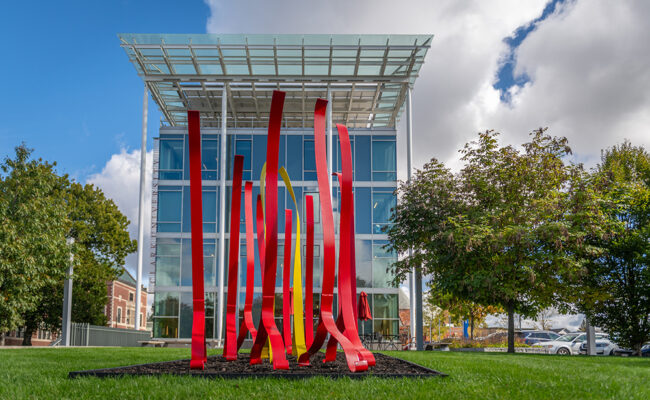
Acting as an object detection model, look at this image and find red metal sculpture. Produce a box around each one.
[249,90,289,369]
[188,93,376,372]
[297,100,368,372]
[223,155,244,360]
[188,110,207,370]
[236,181,257,349]
[282,209,293,354]
[305,195,315,349]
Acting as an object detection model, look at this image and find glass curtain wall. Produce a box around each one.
[153,128,399,339]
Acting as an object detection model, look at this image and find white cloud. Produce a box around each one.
[87,148,153,290]
[481,0,650,167]
[205,0,650,172]
[204,0,548,176]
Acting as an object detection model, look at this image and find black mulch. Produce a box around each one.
[69,352,446,379]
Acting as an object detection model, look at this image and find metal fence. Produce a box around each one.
[68,323,151,347]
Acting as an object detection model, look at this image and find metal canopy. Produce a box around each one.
[119,33,432,128]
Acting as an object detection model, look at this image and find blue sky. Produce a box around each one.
[0,0,210,180]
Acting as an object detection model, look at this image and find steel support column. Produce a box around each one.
[217,85,228,347]
[61,238,74,346]
[134,84,148,331]
[406,87,423,350]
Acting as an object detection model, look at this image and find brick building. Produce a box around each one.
[106,268,148,331]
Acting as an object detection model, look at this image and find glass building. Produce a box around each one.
[119,33,432,343]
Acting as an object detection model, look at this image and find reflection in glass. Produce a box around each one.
[154,292,179,316]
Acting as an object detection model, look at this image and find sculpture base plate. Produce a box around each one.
[68,352,445,379]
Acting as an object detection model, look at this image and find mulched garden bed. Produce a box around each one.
[69,352,446,379]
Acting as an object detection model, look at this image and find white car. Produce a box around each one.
[534,332,608,355]
[578,338,619,355]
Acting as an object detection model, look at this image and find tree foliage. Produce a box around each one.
[0,145,70,335]
[0,145,136,344]
[387,129,604,352]
[578,142,650,354]
[426,282,501,339]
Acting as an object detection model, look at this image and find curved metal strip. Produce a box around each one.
[187,110,206,370]
[223,155,244,360]
[237,181,257,349]
[335,124,375,366]
[297,99,368,373]
[249,90,289,370]
[279,167,307,358]
[282,209,293,354]
[305,195,315,349]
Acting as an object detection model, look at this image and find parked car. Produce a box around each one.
[522,331,560,345]
[578,338,619,355]
[533,332,607,355]
[642,343,650,357]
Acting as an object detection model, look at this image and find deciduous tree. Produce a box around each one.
[387,129,602,352]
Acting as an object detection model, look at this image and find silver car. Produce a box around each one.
[578,338,619,355]
[534,332,608,355]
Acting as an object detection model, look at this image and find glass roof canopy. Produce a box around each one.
[119,33,432,128]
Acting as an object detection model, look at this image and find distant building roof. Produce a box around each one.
[115,267,137,288]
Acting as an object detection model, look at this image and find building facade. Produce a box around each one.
[119,33,432,341]
[106,268,148,330]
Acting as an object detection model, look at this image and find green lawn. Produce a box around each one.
[0,348,648,399]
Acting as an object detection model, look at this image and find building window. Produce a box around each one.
[140,313,144,327]
[127,309,131,325]
[129,293,134,302]
[373,293,399,336]
[159,139,184,180]
[235,138,252,180]
[372,138,396,181]
[117,308,122,324]
[372,188,396,234]
[155,238,181,287]
[157,186,182,232]
[303,139,317,180]
[372,240,397,288]
[201,137,219,180]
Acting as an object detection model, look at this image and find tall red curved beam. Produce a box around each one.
[187,110,207,370]
[304,195,315,348]
[326,140,375,365]
[297,100,368,372]
[255,194,265,281]
[237,181,257,349]
[282,209,293,354]
[337,124,374,365]
[350,191,358,324]
[223,155,244,360]
[249,91,289,369]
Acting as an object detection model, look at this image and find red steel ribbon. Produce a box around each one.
[297,100,368,372]
[336,124,374,365]
[325,139,374,365]
[237,181,257,349]
[350,191,358,325]
[255,194,265,281]
[187,110,207,370]
[223,155,244,360]
[305,195,315,349]
[282,209,293,354]
[249,90,289,369]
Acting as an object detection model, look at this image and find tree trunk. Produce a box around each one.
[0,332,5,346]
[507,302,515,354]
[22,327,33,346]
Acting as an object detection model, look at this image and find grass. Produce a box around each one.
[0,347,648,399]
